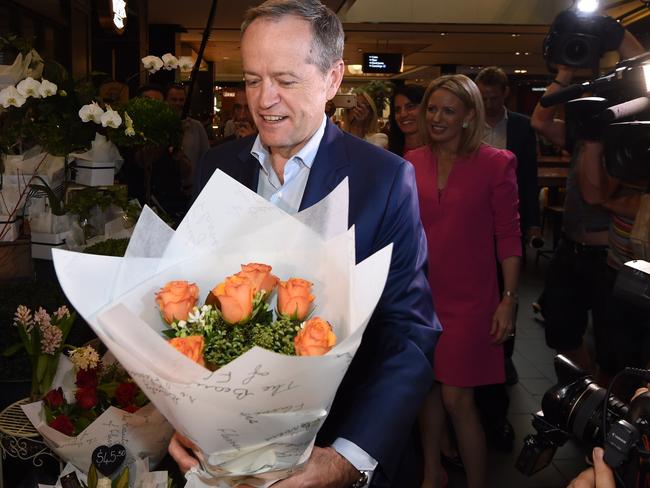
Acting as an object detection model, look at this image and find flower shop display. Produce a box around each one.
[68,133,124,187]
[52,172,392,487]
[0,41,182,251]
[0,35,44,89]
[5,304,76,400]
[158,263,336,370]
[22,346,174,475]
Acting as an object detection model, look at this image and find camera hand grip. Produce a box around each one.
[540,83,586,107]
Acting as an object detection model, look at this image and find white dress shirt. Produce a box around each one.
[250,115,378,483]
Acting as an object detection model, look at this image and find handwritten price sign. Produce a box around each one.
[91,444,126,476]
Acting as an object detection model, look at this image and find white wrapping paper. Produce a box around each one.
[52,171,392,486]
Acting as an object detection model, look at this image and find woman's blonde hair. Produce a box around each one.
[418,74,485,155]
[343,91,379,137]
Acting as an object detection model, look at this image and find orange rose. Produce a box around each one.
[294,317,337,356]
[277,278,314,320]
[211,275,254,324]
[237,263,279,296]
[169,336,205,367]
[156,281,199,324]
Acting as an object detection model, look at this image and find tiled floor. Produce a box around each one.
[447,250,591,488]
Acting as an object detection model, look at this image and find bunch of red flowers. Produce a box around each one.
[43,361,148,436]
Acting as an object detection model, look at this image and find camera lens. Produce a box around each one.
[541,358,629,445]
[563,38,591,65]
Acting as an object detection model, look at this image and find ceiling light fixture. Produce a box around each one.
[577,0,599,13]
[347,64,363,75]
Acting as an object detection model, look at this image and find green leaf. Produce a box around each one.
[3,342,25,357]
[58,312,76,342]
[87,464,98,488]
[36,354,48,383]
[112,467,129,488]
[29,176,65,215]
[16,325,34,356]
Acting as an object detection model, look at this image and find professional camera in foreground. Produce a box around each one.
[543,10,626,70]
[540,52,650,182]
[516,355,650,487]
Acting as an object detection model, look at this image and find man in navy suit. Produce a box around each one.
[170,1,441,487]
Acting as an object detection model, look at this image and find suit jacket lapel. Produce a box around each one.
[505,110,514,152]
[299,119,350,211]
[236,141,260,191]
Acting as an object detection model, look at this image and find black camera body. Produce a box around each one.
[517,356,650,487]
[540,52,650,182]
[543,10,625,70]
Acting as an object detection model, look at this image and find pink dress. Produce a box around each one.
[405,144,521,387]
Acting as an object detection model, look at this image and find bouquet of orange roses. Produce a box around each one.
[52,171,392,487]
[157,263,336,370]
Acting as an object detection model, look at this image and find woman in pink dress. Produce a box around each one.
[406,74,521,488]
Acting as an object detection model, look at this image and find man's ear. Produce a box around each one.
[326,60,344,100]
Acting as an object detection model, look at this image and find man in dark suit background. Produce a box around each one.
[474,66,541,452]
[170,1,441,487]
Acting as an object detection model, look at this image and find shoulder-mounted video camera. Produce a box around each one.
[539,53,650,182]
[517,355,650,488]
[543,10,625,71]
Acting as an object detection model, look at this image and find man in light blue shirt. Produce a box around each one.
[179,1,441,486]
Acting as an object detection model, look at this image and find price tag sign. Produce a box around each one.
[91,444,127,477]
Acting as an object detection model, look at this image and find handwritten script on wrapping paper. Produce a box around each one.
[53,171,393,484]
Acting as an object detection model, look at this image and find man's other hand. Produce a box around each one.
[238,446,361,488]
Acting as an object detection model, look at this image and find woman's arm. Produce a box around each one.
[491,255,521,344]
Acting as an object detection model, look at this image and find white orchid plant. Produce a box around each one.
[0,55,97,157]
[141,53,194,74]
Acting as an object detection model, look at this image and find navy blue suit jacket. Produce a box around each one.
[506,110,540,233]
[196,120,441,487]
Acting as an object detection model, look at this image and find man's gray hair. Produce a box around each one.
[242,0,344,74]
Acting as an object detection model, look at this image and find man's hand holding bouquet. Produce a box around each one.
[51,172,392,487]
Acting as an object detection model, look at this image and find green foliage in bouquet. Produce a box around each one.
[4,305,76,400]
[0,59,97,156]
[163,298,300,369]
[107,97,182,149]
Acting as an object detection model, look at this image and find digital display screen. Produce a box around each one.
[362,53,404,74]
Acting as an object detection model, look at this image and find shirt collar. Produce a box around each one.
[251,114,327,174]
[485,107,508,129]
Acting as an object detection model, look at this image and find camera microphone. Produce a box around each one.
[599,97,650,123]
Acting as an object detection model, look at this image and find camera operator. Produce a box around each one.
[576,136,650,393]
[530,28,644,376]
